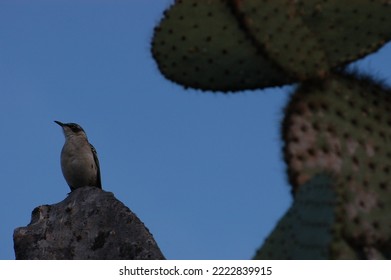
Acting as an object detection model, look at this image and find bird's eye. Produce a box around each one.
[69,124,82,133]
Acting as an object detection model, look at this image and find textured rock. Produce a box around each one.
[13,187,165,260]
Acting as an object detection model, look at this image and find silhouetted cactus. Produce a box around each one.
[234,0,330,79]
[254,174,337,259]
[152,0,391,92]
[152,0,292,92]
[233,0,391,80]
[151,0,391,259]
[259,73,391,259]
[283,73,391,194]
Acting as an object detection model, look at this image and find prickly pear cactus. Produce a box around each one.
[151,0,391,259]
[254,174,338,259]
[234,0,391,80]
[152,0,391,91]
[234,0,330,79]
[262,73,391,259]
[151,0,291,92]
[283,74,391,195]
[297,0,391,66]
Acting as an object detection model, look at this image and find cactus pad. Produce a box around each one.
[298,0,391,66]
[152,0,391,91]
[254,174,337,259]
[282,73,391,259]
[234,0,330,79]
[151,0,292,92]
[234,0,391,78]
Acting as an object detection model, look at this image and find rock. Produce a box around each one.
[13,187,165,260]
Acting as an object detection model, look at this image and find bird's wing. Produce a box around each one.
[90,143,102,189]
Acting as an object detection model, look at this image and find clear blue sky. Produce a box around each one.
[0,1,390,260]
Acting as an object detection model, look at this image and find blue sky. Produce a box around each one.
[0,1,390,260]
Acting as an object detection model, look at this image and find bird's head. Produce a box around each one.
[54,121,87,139]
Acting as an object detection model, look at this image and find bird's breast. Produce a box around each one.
[60,141,98,188]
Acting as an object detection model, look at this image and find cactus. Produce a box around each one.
[151,0,292,92]
[283,73,391,192]
[254,173,337,259]
[151,1,391,259]
[233,0,330,79]
[152,0,391,92]
[233,0,391,80]
[297,0,391,66]
[257,73,391,259]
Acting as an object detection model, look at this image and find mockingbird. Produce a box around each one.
[55,121,102,191]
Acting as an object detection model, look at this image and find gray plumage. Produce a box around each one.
[55,121,102,191]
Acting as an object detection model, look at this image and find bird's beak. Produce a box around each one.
[54,120,65,127]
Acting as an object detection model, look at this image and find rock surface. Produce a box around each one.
[13,187,165,260]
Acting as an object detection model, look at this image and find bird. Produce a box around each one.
[55,121,102,191]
